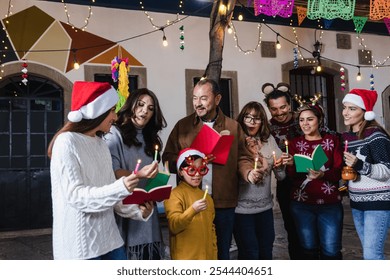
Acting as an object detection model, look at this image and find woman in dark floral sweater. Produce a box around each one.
[285,104,343,259]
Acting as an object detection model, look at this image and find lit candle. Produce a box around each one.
[154,145,159,161]
[134,159,141,174]
[254,157,258,169]
[273,151,276,163]
[203,185,209,200]
[285,140,289,155]
[344,140,348,153]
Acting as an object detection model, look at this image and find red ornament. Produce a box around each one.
[21,60,28,85]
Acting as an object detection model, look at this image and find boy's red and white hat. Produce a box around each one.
[342,89,377,121]
[68,81,118,122]
[176,148,205,171]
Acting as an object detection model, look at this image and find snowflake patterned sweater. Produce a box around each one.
[342,128,390,211]
[287,133,343,205]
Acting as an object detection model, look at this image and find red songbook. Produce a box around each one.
[123,185,172,205]
[190,124,234,165]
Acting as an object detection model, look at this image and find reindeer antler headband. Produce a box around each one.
[294,93,324,117]
[293,92,322,108]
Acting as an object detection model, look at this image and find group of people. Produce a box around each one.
[48,78,390,260]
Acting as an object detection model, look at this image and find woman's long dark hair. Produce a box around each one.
[47,109,111,158]
[115,88,167,159]
[237,101,271,142]
[356,119,390,139]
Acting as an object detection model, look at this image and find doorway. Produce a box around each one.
[0,74,63,231]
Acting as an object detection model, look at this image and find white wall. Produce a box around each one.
[2,0,390,145]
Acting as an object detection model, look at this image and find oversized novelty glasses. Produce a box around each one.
[244,115,261,124]
[182,165,209,176]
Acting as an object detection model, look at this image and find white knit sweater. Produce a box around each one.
[50,132,147,259]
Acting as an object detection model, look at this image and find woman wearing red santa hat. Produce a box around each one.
[47,81,158,260]
[342,88,390,260]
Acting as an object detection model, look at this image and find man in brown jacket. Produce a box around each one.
[162,79,263,259]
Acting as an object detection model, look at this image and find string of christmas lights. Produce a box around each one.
[61,0,94,32]
[229,22,262,55]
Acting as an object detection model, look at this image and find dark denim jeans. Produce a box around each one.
[214,207,235,260]
[276,178,303,259]
[233,208,275,260]
[290,201,343,259]
[352,208,390,260]
[88,246,127,260]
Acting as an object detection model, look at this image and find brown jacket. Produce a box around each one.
[162,109,254,208]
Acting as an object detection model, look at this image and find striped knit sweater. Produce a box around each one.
[342,128,390,210]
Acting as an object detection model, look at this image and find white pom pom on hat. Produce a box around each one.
[342,89,378,121]
[68,110,83,122]
[176,148,205,171]
[67,81,119,122]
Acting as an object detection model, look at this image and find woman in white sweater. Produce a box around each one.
[47,81,158,260]
[234,101,286,260]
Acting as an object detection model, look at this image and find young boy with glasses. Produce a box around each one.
[164,148,217,260]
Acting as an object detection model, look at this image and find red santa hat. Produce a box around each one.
[68,81,118,122]
[176,148,205,171]
[342,89,377,121]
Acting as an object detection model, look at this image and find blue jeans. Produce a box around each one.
[291,201,343,259]
[233,208,275,260]
[89,246,127,260]
[276,178,303,259]
[214,207,235,260]
[351,208,390,260]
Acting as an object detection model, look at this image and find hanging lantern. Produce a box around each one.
[21,60,28,85]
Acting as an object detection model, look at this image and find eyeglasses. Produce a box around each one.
[244,115,261,124]
[182,165,209,176]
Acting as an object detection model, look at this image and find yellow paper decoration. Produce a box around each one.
[297,6,307,26]
[370,0,390,20]
[116,60,130,112]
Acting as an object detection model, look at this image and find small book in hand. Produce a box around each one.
[123,161,172,204]
[190,124,234,165]
[122,184,172,205]
[293,144,328,172]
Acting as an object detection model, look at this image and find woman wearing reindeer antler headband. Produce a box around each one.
[284,95,344,260]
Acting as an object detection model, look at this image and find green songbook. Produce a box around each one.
[144,171,170,192]
[293,144,328,172]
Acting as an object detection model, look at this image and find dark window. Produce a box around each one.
[289,67,336,131]
[0,75,63,170]
[94,74,138,92]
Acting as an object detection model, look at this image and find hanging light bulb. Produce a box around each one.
[316,58,322,72]
[162,35,168,47]
[72,50,80,70]
[161,28,168,47]
[219,3,227,16]
[276,34,281,50]
[356,66,362,81]
[227,24,233,34]
[238,13,243,21]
